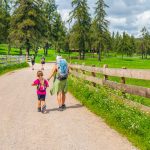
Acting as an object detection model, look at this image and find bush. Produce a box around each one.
[0,62,29,75]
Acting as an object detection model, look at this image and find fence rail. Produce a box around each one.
[0,55,26,66]
[69,64,150,99]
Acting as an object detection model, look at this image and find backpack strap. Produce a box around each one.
[37,79,47,90]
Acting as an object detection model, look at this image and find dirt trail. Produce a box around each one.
[0,64,137,150]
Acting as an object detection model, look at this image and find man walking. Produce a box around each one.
[48,56,68,111]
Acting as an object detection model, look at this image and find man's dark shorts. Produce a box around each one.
[37,95,46,101]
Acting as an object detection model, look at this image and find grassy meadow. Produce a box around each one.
[68,76,150,150]
[1,44,150,107]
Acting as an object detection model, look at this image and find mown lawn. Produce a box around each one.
[70,56,150,69]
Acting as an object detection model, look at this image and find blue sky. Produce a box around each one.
[56,0,150,37]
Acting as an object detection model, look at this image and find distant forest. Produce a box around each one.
[0,0,150,60]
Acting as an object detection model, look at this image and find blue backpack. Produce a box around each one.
[57,59,68,80]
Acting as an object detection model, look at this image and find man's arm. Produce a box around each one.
[47,65,57,81]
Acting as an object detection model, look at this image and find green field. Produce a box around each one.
[1,44,150,69]
[1,44,150,107]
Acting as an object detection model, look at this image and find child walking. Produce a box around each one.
[41,56,45,70]
[31,55,35,70]
[32,71,49,113]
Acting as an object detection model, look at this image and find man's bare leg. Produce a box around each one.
[62,92,66,105]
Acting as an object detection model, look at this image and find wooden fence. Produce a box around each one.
[0,55,26,66]
[69,64,150,99]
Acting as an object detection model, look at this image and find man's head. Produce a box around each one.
[56,56,62,63]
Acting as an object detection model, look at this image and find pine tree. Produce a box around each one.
[44,0,57,55]
[140,27,150,59]
[69,0,91,60]
[0,0,10,43]
[9,0,47,56]
[94,0,109,61]
[52,12,66,54]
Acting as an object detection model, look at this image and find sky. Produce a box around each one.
[55,0,150,37]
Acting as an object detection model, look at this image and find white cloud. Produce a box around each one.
[58,9,71,22]
[138,0,146,3]
[136,11,150,28]
[107,17,127,27]
[56,0,150,37]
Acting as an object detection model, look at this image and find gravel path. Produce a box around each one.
[0,64,137,150]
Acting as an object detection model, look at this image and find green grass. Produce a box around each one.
[69,57,150,69]
[68,76,150,150]
[0,62,29,76]
[1,44,150,106]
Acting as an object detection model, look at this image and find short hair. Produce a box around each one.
[56,56,62,61]
[37,70,43,77]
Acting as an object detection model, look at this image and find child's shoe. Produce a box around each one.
[41,105,46,113]
[37,107,41,112]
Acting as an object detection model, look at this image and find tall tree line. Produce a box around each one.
[0,0,66,56]
[0,0,150,59]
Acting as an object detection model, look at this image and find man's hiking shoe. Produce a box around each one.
[41,105,47,113]
[62,104,66,109]
[38,108,41,112]
[58,106,63,111]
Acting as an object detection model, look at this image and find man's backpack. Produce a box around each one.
[57,59,68,80]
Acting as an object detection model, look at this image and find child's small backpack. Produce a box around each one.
[37,79,47,92]
[41,57,45,64]
[31,56,35,61]
[57,59,68,80]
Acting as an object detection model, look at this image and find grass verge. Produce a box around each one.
[0,62,29,76]
[68,76,150,150]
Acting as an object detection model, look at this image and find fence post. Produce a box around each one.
[81,63,85,74]
[6,55,8,66]
[103,64,108,80]
[121,67,127,97]
[121,67,126,84]
[91,65,96,87]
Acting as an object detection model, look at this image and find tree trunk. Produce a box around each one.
[79,49,81,60]
[20,48,22,55]
[26,48,29,56]
[82,49,85,60]
[98,43,101,61]
[122,53,124,60]
[8,44,11,55]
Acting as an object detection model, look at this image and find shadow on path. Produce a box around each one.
[46,104,83,113]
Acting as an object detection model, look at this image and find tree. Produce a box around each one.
[0,0,10,44]
[52,12,66,54]
[94,0,109,61]
[8,0,47,56]
[140,27,150,59]
[69,0,91,60]
[128,35,136,57]
[43,0,57,55]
